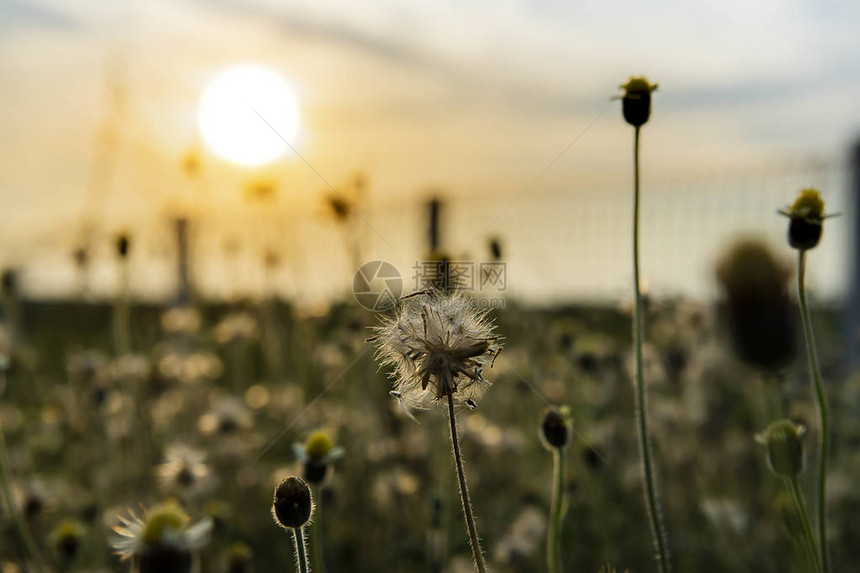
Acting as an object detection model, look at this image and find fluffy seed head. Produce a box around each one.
[369,290,503,414]
[272,476,314,529]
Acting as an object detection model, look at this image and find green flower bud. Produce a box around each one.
[540,406,573,450]
[755,420,807,478]
[272,476,314,530]
[619,77,658,127]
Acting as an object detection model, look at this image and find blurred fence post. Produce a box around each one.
[428,197,442,254]
[847,138,860,370]
[175,217,193,305]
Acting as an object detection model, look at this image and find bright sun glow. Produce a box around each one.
[198,65,300,167]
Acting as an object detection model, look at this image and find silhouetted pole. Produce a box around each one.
[428,197,442,253]
[847,139,860,370]
[175,218,193,305]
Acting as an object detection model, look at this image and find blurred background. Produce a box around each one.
[2,1,860,573]
[1,0,858,303]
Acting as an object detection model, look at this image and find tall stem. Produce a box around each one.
[632,125,670,573]
[797,250,831,573]
[785,476,824,573]
[293,526,312,573]
[310,499,327,573]
[446,391,488,573]
[547,448,566,573]
[0,402,46,573]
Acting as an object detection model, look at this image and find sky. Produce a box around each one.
[0,0,858,303]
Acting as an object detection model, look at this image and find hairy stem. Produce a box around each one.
[632,125,670,573]
[797,250,831,573]
[293,526,312,573]
[785,476,824,573]
[446,391,488,573]
[547,448,566,573]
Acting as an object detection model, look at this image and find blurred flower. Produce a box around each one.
[161,307,202,337]
[111,502,211,573]
[225,542,253,573]
[369,290,502,414]
[198,397,252,436]
[109,354,151,384]
[66,349,106,384]
[715,239,796,373]
[214,312,258,346]
[156,445,216,498]
[493,506,545,567]
[158,351,222,385]
[50,519,86,563]
[293,430,344,485]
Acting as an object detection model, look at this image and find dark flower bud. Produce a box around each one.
[51,519,86,563]
[619,77,658,127]
[780,189,827,251]
[540,406,572,450]
[755,420,806,478]
[272,476,313,529]
[303,461,328,485]
[136,548,194,573]
[226,542,253,573]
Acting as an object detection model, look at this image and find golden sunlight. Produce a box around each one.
[198,65,300,167]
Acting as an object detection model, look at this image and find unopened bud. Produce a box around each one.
[540,406,573,450]
[272,476,313,529]
[755,420,806,478]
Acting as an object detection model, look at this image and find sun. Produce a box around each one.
[198,65,300,167]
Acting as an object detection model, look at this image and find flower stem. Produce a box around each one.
[0,400,46,573]
[785,476,824,573]
[797,250,831,573]
[632,125,670,573]
[547,448,566,573]
[446,390,488,573]
[293,526,312,573]
[310,501,327,573]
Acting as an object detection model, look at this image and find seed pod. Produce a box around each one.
[619,77,658,127]
[272,476,314,529]
[540,406,572,450]
[755,419,806,478]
